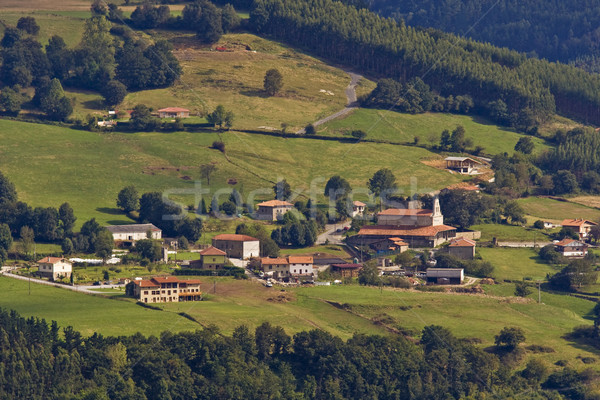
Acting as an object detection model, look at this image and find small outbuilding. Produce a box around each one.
[447,238,476,260]
[426,268,464,285]
[158,107,190,118]
[445,156,483,174]
[330,263,363,278]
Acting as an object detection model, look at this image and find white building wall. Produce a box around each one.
[289,263,313,275]
[242,241,260,259]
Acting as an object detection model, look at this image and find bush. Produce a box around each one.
[533,220,544,229]
[211,140,225,152]
[304,124,316,135]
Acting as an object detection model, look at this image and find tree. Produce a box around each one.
[17,16,40,35]
[101,80,127,107]
[514,282,531,297]
[324,175,351,202]
[304,124,316,135]
[495,327,525,351]
[19,226,34,257]
[367,168,397,207]
[533,220,545,229]
[0,224,13,253]
[94,229,114,260]
[90,0,108,16]
[439,189,492,230]
[273,180,291,200]
[117,186,139,213]
[351,130,366,139]
[196,2,223,43]
[514,136,534,154]
[358,261,379,285]
[62,238,74,255]
[1,27,21,48]
[553,170,578,194]
[221,3,241,32]
[129,104,160,131]
[58,202,76,236]
[503,201,525,225]
[207,105,233,129]
[0,87,25,116]
[39,78,72,121]
[264,68,283,96]
[200,164,217,185]
[450,125,469,152]
[135,239,162,261]
[0,172,17,203]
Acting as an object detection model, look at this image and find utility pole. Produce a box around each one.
[537,280,541,303]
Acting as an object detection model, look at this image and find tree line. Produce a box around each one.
[0,307,587,399]
[248,0,600,127]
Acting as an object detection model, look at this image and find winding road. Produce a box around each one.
[296,71,363,134]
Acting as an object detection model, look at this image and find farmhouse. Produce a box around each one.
[256,200,295,221]
[426,268,464,285]
[447,238,476,260]
[369,237,409,253]
[445,156,483,174]
[37,257,72,281]
[158,107,190,118]
[554,238,588,258]
[212,233,260,259]
[106,223,162,244]
[330,263,363,278]
[561,219,597,239]
[126,276,202,303]
[260,256,314,280]
[352,201,366,217]
[188,246,228,270]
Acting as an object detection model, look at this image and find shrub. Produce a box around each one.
[211,140,225,152]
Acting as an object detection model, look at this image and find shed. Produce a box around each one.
[426,268,464,285]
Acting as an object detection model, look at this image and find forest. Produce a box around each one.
[0,307,589,400]
[249,0,600,127]
[368,0,600,70]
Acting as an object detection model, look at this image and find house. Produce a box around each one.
[188,246,227,270]
[126,276,202,303]
[330,263,363,278]
[561,219,597,239]
[445,156,483,174]
[97,120,116,127]
[256,200,294,221]
[158,107,190,118]
[106,223,162,244]
[260,256,314,280]
[163,237,179,248]
[369,237,409,253]
[426,268,464,285]
[37,257,72,281]
[212,234,260,259]
[347,197,456,248]
[352,201,366,217]
[447,238,476,260]
[554,238,588,258]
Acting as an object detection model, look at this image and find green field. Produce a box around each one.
[0,11,87,47]
[0,119,467,227]
[471,223,552,242]
[0,276,199,336]
[321,108,550,156]
[518,196,600,223]
[478,247,560,281]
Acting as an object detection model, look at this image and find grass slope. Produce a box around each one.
[0,119,467,227]
[321,108,550,156]
[478,247,560,281]
[518,196,600,223]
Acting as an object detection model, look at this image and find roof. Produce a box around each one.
[106,223,161,234]
[152,276,181,284]
[313,257,347,265]
[356,224,456,237]
[212,233,259,242]
[378,208,433,217]
[448,238,476,247]
[331,263,363,269]
[37,257,69,264]
[134,277,201,287]
[288,256,314,264]
[199,246,227,256]
[444,156,483,164]
[561,219,597,227]
[555,238,587,247]
[353,201,366,207]
[261,257,289,265]
[181,279,202,285]
[426,268,464,278]
[257,200,294,207]
[158,107,189,112]
[135,279,160,288]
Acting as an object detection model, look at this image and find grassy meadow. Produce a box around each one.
[518,196,600,223]
[471,223,552,242]
[478,247,560,281]
[321,108,550,156]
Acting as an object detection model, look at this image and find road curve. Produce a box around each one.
[297,71,363,134]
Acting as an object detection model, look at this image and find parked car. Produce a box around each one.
[92,281,101,286]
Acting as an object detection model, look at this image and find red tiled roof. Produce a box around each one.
[152,276,181,284]
[449,238,476,247]
[257,200,293,207]
[212,234,259,242]
[182,279,202,284]
[288,256,313,264]
[158,107,189,112]
[357,224,456,237]
[562,219,597,227]
[331,263,363,269]
[37,257,68,264]
[199,246,227,256]
[378,208,433,217]
[554,238,585,247]
[353,201,366,207]
[136,279,160,288]
[261,257,289,265]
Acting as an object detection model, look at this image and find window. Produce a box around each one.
[144,291,148,295]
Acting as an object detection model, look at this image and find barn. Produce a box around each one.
[426,268,464,285]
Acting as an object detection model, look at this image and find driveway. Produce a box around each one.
[1,270,124,294]
[316,222,348,245]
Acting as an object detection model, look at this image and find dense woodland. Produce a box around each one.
[249,0,600,127]
[0,307,590,400]
[368,0,600,70]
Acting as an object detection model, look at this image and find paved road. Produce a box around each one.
[315,222,349,245]
[297,71,363,134]
[1,270,124,294]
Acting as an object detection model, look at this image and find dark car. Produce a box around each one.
[93,281,101,286]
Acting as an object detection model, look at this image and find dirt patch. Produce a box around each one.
[142,165,194,175]
[421,158,446,169]
[267,293,293,303]
[570,196,600,209]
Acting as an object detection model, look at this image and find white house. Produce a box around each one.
[288,256,314,276]
[37,257,72,281]
[106,223,162,243]
[352,201,366,217]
